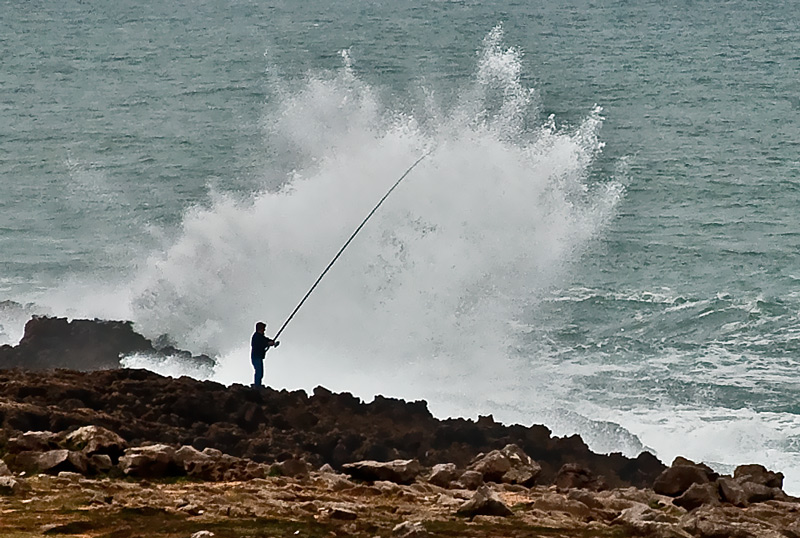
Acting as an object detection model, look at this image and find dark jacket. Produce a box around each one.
[251,332,276,360]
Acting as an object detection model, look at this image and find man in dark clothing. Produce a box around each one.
[251,321,279,388]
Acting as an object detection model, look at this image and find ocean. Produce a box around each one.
[3,0,800,493]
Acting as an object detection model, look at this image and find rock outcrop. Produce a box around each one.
[0,367,666,488]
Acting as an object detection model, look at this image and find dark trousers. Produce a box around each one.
[251,356,264,387]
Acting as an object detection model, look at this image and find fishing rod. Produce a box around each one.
[272,151,430,342]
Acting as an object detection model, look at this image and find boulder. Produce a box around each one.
[341,459,422,484]
[653,465,710,497]
[456,470,484,490]
[614,503,690,538]
[555,463,607,491]
[717,476,748,507]
[7,431,58,453]
[456,485,514,518]
[118,444,178,478]
[740,481,780,503]
[532,492,591,518]
[14,449,88,475]
[734,464,783,489]
[468,444,540,486]
[428,463,460,487]
[0,459,11,477]
[64,425,127,458]
[673,482,720,511]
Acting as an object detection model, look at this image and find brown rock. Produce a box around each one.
[341,459,422,484]
[7,431,58,453]
[555,462,607,491]
[0,476,21,495]
[734,464,784,489]
[392,521,429,538]
[65,425,127,458]
[673,482,720,511]
[717,476,748,507]
[653,465,710,496]
[468,444,540,486]
[456,485,514,518]
[456,470,484,490]
[15,449,88,475]
[119,444,177,478]
[533,492,591,518]
[428,463,460,487]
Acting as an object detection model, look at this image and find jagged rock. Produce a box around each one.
[673,457,719,481]
[0,476,21,495]
[64,426,127,458]
[456,485,513,518]
[555,463,607,491]
[341,459,422,484]
[653,464,711,496]
[734,464,783,488]
[717,476,748,506]
[392,521,429,537]
[673,482,720,511]
[456,470,484,490]
[14,449,88,474]
[468,444,540,486]
[532,492,591,518]
[7,431,59,453]
[428,463,460,487]
[0,366,667,490]
[0,459,11,476]
[118,444,177,477]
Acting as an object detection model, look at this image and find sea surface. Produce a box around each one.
[3,0,800,493]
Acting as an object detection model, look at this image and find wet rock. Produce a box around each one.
[456,485,514,518]
[341,459,422,484]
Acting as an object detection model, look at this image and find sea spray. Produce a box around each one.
[123,27,623,417]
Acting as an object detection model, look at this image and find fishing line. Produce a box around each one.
[272,151,430,341]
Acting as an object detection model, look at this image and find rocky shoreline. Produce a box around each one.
[1,315,799,537]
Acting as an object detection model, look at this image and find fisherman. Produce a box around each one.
[251,321,279,388]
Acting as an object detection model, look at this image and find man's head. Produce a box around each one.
[255,322,266,333]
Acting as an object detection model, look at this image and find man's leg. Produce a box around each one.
[252,357,263,387]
